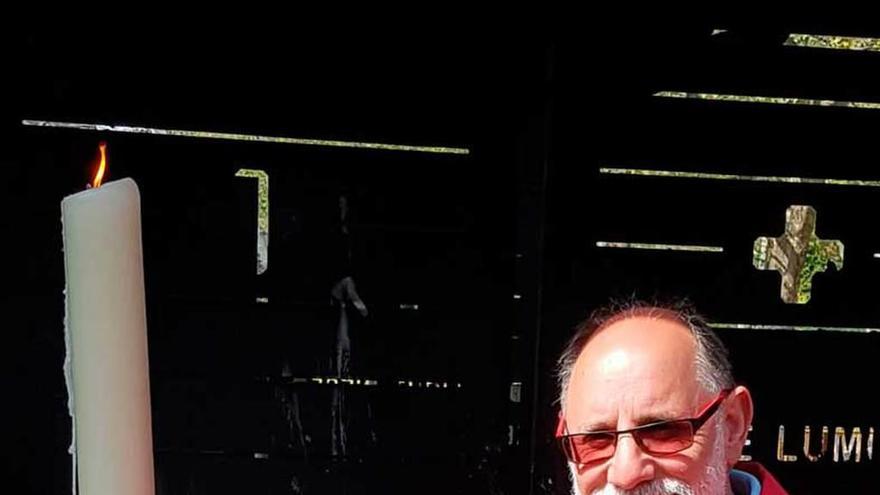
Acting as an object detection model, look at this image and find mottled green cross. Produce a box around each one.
[753,205,844,304]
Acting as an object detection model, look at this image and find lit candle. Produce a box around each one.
[61,144,155,495]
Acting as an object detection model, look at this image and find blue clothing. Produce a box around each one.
[730,468,762,495]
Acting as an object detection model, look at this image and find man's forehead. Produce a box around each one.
[565,316,700,416]
[580,314,697,364]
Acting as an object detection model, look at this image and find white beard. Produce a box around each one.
[586,477,695,495]
[569,421,732,495]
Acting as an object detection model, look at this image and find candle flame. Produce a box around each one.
[92,142,107,188]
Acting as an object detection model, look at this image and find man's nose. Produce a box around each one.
[606,433,654,490]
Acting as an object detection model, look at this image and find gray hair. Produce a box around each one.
[556,300,734,410]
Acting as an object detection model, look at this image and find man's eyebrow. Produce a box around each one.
[577,413,682,432]
[634,414,680,426]
[577,421,616,433]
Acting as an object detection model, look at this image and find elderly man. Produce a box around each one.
[555,303,787,495]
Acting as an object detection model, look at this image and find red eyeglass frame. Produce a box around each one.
[555,388,733,464]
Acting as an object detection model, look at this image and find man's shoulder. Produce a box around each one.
[734,461,789,495]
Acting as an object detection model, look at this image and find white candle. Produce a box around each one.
[62,178,155,495]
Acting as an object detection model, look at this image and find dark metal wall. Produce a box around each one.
[5,17,880,494]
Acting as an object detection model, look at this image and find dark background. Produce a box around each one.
[4,16,880,494]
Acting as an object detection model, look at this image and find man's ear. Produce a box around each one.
[724,385,754,468]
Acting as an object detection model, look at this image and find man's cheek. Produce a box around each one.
[655,459,696,485]
[572,467,602,495]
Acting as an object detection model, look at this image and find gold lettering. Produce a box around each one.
[833,427,862,462]
[739,425,753,462]
[803,425,829,462]
[777,425,798,462]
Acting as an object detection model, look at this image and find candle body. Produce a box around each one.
[62,178,155,495]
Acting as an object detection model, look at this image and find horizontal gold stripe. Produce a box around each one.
[21,119,469,155]
[596,241,723,253]
[711,322,880,334]
[785,33,880,52]
[654,91,880,110]
[600,168,880,187]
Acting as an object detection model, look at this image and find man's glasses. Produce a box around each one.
[555,389,732,464]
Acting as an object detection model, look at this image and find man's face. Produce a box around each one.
[562,317,733,495]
